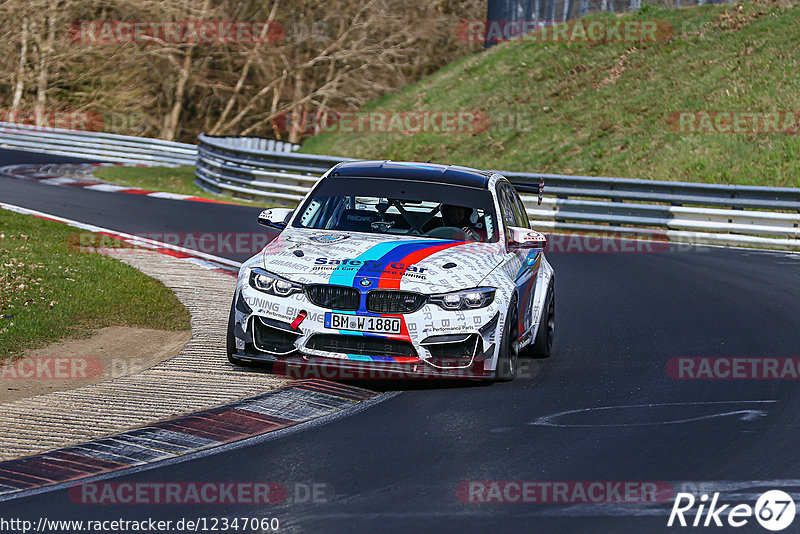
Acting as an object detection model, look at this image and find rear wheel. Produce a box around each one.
[495,297,519,381]
[528,282,554,359]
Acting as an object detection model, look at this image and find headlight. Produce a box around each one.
[429,287,495,310]
[249,268,303,297]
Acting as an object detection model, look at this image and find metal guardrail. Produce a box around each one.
[0,122,197,166]
[196,134,800,250]
[0,125,794,250]
[195,134,336,201]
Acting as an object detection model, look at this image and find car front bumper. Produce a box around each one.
[230,348,496,380]
[232,280,505,379]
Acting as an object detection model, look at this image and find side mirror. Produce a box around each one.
[507,227,547,250]
[258,208,293,230]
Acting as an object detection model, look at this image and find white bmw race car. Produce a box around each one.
[227,160,554,380]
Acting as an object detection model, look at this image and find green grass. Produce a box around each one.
[92,165,274,207]
[301,1,800,187]
[0,209,190,359]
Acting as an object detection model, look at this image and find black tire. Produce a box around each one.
[226,297,241,365]
[495,297,519,381]
[227,297,269,369]
[227,296,259,367]
[528,282,554,359]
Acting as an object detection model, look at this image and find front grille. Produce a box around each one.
[367,290,427,314]
[305,285,360,310]
[252,317,300,355]
[307,334,417,359]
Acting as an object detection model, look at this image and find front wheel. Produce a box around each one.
[527,282,554,359]
[226,297,240,364]
[495,297,519,381]
[226,296,256,367]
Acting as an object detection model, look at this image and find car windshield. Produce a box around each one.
[292,176,498,242]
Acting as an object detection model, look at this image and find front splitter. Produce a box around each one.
[232,351,494,381]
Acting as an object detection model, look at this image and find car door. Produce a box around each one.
[498,182,538,339]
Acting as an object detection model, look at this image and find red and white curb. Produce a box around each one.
[0,201,241,276]
[0,163,235,205]
[0,380,377,500]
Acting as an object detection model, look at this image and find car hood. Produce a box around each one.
[260,228,506,293]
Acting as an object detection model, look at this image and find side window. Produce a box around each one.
[511,188,530,229]
[496,184,516,240]
[500,184,527,227]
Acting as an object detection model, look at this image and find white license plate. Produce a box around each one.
[326,313,401,334]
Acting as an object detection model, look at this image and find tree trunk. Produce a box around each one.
[35,14,56,128]
[161,51,192,140]
[288,69,305,144]
[159,0,211,140]
[11,17,29,112]
[209,1,280,135]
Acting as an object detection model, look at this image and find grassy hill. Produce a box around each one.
[301,1,800,187]
[0,210,189,358]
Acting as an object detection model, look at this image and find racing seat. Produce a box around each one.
[338,209,379,232]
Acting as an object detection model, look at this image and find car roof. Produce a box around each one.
[330,160,493,188]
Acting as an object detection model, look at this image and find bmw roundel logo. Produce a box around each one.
[359,278,372,287]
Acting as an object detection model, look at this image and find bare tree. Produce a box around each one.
[10,17,29,112]
[0,0,484,141]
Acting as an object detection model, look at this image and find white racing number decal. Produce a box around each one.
[325,313,401,334]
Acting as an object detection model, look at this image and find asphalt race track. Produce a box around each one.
[0,149,271,264]
[2,148,800,533]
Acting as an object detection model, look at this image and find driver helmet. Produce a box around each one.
[441,204,472,227]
